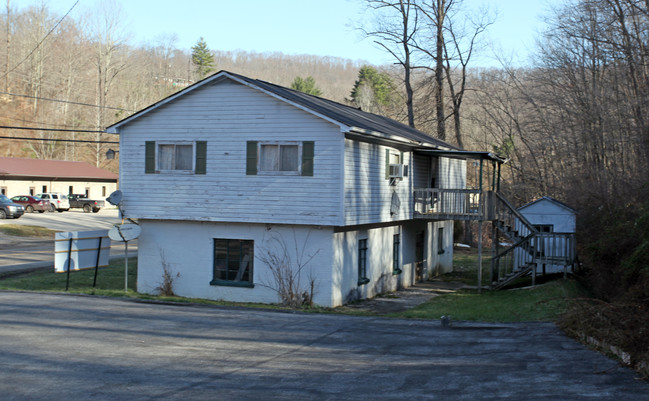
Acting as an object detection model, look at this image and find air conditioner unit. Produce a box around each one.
[388,163,404,178]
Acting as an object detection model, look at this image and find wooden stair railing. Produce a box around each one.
[491,193,539,289]
[490,193,577,289]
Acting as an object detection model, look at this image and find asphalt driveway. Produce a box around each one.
[0,291,646,401]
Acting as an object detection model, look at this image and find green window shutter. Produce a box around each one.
[145,141,155,174]
[195,141,207,174]
[302,141,314,176]
[385,149,390,179]
[246,141,258,175]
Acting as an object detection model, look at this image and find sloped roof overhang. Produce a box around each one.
[414,149,508,164]
[345,127,455,151]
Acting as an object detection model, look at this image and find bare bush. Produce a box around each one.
[257,230,319,308]
[156,250,180,297]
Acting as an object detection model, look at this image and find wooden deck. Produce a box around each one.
[414,188,577,289]
[413,188,491,221]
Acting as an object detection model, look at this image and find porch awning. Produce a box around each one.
[413,149,508,164]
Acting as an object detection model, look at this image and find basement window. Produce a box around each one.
[211,239,254,288]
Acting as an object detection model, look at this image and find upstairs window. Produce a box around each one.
[145,141,206,174]
[260,143,299,173]
[159,143,193,171]
[246,141,314,176]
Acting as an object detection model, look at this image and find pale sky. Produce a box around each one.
[23,0,565,67]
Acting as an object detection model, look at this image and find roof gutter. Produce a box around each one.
[345,127,455,151]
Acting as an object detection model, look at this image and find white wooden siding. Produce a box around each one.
[438,157,466,189]
[519,200,576,233]
[343,139,413,225]
[413,154,431,189]
[331,220,452,305]
[117,80,344,225]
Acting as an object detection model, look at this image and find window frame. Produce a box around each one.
[437,227,445,255]
[392,234,402,275]
[156,141,196,173]
[258,141,303,176]
[358,238,369,285]
[211,238,255,288]
[533,224,554,233]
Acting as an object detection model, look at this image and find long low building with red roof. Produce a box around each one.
[0,157,118,200]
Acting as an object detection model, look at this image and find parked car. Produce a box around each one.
[67,194,105,213]
[0,194,25,219]
[10,195,51,213]
[36,192,70,212]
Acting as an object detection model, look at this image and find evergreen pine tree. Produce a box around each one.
[290,76,323,96]
[191,37,216,78]
[350,66,394,110]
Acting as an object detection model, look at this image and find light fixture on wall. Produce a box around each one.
[106,149,119,160]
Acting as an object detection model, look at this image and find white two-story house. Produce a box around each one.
[107,70,500,307]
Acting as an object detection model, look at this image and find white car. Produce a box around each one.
[36,192,70,212]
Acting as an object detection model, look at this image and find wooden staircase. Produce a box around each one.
[490,193,576,290]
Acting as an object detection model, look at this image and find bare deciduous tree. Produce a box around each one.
[86,0,129,166]
[361,0,418,127]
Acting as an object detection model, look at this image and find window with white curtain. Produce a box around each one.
[158,143,194,171]
[259,143,300,174]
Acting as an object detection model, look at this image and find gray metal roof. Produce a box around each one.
[107,70,459,151]
[518,196,576,213]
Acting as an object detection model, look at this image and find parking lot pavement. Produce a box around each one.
[0,208,137,274]
[0,292,646,401]
[0,207,122,232]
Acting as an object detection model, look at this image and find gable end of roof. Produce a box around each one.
[106,70,459,151]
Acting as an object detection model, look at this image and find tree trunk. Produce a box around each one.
[435,0,446,141]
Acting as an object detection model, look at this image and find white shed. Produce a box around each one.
[518,196,576,234]
[517,196,576,274]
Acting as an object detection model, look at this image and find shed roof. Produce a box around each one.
[518,196,576,214]
[0,157,118,181]
[107,70,459,151]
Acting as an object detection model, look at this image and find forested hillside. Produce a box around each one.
[0,3,371,169]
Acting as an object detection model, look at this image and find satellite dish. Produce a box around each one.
[108,223,141,242]
[106,190,123,206]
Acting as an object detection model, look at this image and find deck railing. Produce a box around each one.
[413,188,486,220]
[492,232,577,287]
[532,232,577,267]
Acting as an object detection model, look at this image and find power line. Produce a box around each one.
[0,125,108,134]
[0,136,118,144]
[1,1,80,80]
[0,114,97,131]
[0,91,134,112]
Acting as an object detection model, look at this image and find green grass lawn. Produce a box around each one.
[0,257,138,295]
[0,245,590,322]
[399,247,590,322]
[0,224,57,237]
[442,247,492,286]
[393,279,588,322]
